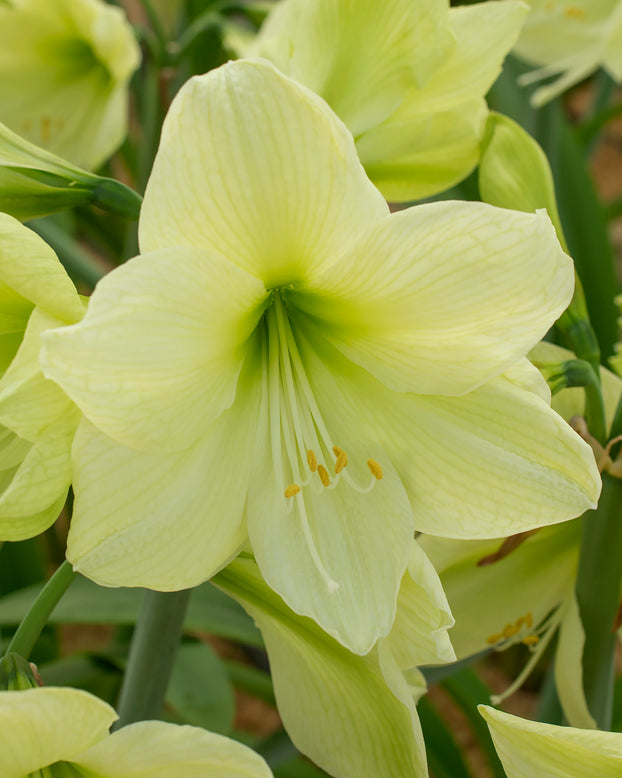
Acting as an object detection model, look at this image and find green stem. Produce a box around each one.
[575,474,622,729]
[114,589,191,729]
[5,561,76,659]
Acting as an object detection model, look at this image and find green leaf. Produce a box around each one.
[418,696,471,778]
[166,641,235,734]
[0,575,263,647]
[441,668,506,778]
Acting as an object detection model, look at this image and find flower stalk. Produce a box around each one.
[114,588,192,729]
[5,560,76,659]
[575,473,622,729]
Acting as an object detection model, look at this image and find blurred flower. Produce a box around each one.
[0,685,272,777]
[0,0,140,169]
[251,0,528,201]
[42,60,599,654]
[513,0,622,105]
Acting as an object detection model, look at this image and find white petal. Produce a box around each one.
[41,247,267,453]
[139,59,388,288]
[75,720,272,777]
[0,686,115,777]
[67,354,263,589]
[296,203,573,396]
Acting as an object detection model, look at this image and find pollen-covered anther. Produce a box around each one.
[333,446,348,474]
[284,484,301,498]
[307,449,318,473]
[367,459,383,480]
[486,632,504,645]
[521,635,540,646]
[502,623,520,639]
[317,464,330,487]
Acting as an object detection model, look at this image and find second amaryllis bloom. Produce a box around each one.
[41,60,599,654]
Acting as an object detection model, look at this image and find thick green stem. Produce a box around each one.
[114,589,191,729]
[5,560,76,659]
[575,474,622,729]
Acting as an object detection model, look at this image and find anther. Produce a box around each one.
[333,446,348,474]
[524,612,533,628]
[317,464,330,487]
[502,623,519,639]
[521,635,540,646]
[367,459,383,480]
[307,450,318,473]
[284,484,301,498]
[486,632,503,645]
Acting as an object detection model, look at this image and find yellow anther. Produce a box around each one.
[564,6,585,18]
[367,459,383,480]
[284,484,301,498]
[307,449,318,473]
[515,616,526,628]
[522,635,540,646]
[486,632,504,645]
[502,623,519,639]
[317,464,330,487]
[333,446,348,474]
[525,612,533,628]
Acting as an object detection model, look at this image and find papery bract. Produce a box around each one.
[42,60,599,655]
[251,0,528,201]
[214,546,454,778]
[0,214,84,541]
[513,0,622,106]
[0,685,273,777]
[0,0,140,169]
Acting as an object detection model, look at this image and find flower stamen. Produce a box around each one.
[307,449,318,472]
[317,464,331,487]
[284,484,301,498]
[367,459,383,480]
[333,446,348,474]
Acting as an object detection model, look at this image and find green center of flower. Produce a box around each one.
[263,294,384,589]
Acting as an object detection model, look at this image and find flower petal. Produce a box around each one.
[0,686,115,777]
[302,333,600,538]
[0,308,80,440]
[0,213,83,322]
[139,59,388,289]
[254,0,453,136]
[358,101,487,202]
[355,1,527,200]
[419,520,580,659]
[480,705,622,778]
[0,418,76,541]
[247,331,413,654]
[555,592,597,730]
[41,247,267,453]
[66,352,263,589]
[296,203,573,397]
[74,720,272,777]
[386,541,455,668]
[215,556,428,778]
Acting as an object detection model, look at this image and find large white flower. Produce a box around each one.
[41,60,599,654]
